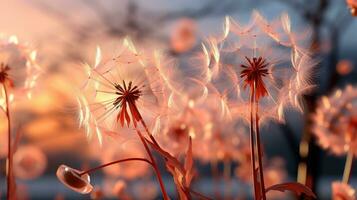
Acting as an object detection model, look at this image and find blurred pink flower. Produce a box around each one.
[101,178,132,199]
[170,18,197,53]
[312,85,357,156]
[90,187,104,200]
[337,60,354,75]
[13,145,47,180]
[332,181,356,200]
[132,181,158,200]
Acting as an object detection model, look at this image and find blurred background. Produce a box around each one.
[0,0,356,199]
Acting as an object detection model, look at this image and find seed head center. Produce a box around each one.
[240,56,270,100]
[113,80,142,108]
[0,63,10,83]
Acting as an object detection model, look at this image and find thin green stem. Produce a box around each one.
[342,150,354,184]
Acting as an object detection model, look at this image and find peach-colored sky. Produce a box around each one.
[0,0,62,41]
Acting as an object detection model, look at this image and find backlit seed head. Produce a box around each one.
[312,85,357,156]
[197,11,315,124]
[77,38,169,145]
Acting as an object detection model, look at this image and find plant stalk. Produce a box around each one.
[249,85,259,199]
[79,158,152,176]
[254,95,266,200]
[342,150,354,184]
[136,129,170,200]
[4,85,13,200]
[134,108,170,200]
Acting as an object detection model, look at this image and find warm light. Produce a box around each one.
[8,35,18,44]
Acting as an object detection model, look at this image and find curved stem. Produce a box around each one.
[342,150,354,184]
[4,85,13,200]
[135,129,170,200]
[79,158,152,176]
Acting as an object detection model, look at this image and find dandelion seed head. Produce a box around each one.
[312,85,357,156]
[199,12,315,123]
[77,37,169,144]
[0,35,42,102]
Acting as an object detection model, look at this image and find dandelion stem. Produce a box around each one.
[254,96,267,200]
[4,85,13,200]
[135,129,170,200]
[249,85,259,199]
[342,150,354,184]
[249,82,267,200]
[132,107,169,200]
[78,158,152,176]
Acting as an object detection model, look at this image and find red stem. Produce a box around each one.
[4,85,13,200]
[135,129,170,200]
[254,96,266,200]
[249,85,259,200]
[134,108,170,200]
[79,158,152,176]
